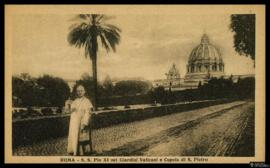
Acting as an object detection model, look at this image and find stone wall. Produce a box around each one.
[12,99,233,148]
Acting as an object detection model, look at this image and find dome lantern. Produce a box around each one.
[201,33,210,44]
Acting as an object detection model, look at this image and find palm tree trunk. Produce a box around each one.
[89,31,98,154]
[92,55,98,111]
[91,31,98,111]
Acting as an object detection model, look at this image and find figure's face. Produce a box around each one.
[76,85,85,98]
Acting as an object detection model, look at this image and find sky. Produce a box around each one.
[11,14,255,81]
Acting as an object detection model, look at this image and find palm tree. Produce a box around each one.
[68,14,121,111]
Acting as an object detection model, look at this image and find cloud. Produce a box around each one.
[11,14,254,81]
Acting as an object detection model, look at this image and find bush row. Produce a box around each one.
[12,107,63,120]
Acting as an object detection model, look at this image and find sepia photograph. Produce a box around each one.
[5,5,265,163]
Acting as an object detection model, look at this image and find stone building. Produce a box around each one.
[152,33,226,90]
[165,63,180,80]
[152,64,183,90]
[148,33,253,91]
[182,33,225,89]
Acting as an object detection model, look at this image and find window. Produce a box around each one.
[212,64,217,71]
[219,64,223,71]
[198,65,201,72]
[205,65,209,71]
[191,65,194,72]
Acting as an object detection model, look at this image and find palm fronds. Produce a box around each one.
[67,14,121,59]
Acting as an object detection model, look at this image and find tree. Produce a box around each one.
[12,76,25,106]
[236,77,255,99]
[68,14,121,110]
[20,73,32,81]
[12,74,39,107]
[113,80,151,96]
[230,14,255,65]
[12,73,70,107]
[36,75,70,107]
[151,86,166,104]
[103,75,114,97]
[72,74,104,102]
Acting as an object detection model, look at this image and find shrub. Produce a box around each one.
[41,108,53,116]
[27,107,40,117]
[12,74,70,108]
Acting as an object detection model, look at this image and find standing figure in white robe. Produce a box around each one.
[67,85,93,156]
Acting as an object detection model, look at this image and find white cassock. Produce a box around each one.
[67,97,93,155]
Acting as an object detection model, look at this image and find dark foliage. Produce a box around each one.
[98,94,152,107]
[71,74,104,103]
[73,75,152,107]
[36,75,71,107]
[113,80,151,96]
[12,74,70,107]
[13,73,254,110]
[198,77,254,100]
[235,77,255,99]
[12,74,39,106]
[41,108,54,116]
[230,14,255,64]
[97,76,255,107]
[148,86,167,104]
[103,75,114,97]
[149,77,255,105]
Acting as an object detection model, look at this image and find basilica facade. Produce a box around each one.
[182,33,225,88]
[152,33,226,90]
[152,33,255,90]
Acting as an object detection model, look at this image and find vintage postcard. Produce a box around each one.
[5,5,265,164]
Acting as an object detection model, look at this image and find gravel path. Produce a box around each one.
[13,101,254,156]
[141,102,254,156]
